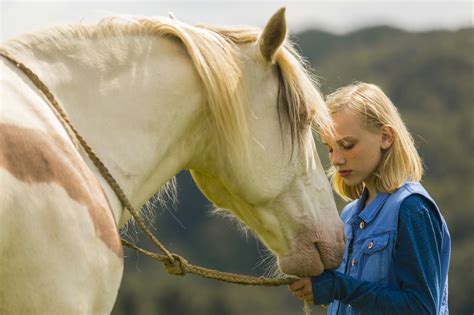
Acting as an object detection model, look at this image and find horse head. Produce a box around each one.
[190,8,345,277]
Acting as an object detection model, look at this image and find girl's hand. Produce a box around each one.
[288,277,314,304]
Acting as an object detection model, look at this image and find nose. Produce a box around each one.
[330,148,345,166]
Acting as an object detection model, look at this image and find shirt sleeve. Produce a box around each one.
[311,194,444,314]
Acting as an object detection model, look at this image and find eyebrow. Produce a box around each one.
[336,137,357,143]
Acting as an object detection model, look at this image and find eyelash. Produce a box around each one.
[327,143,355,154]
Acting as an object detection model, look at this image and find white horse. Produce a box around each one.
[0,8,344,314]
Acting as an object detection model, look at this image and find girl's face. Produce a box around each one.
[323,110,393,187]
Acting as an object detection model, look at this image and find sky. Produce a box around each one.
[1,0,472,42]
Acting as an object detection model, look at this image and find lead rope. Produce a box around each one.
[1,49,314,313]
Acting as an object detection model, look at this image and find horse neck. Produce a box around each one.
[5,30,208,225]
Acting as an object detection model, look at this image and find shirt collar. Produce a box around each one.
[355,188,390,224]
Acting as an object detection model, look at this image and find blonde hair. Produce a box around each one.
[326,82,423,201]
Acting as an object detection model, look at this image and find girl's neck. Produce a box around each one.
[363,176,378,208]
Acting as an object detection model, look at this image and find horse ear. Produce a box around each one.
[258,7,287,63]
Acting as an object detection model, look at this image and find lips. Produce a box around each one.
[338,170,352,177]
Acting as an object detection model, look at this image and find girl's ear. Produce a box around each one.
[381,125,395,150]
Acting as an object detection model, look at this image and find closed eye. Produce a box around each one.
[342,143,355,150]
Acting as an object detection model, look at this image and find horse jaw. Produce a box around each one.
[190,150,345,277]
[249,169,345,277]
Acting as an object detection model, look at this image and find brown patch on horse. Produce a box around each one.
[0,123,123,258]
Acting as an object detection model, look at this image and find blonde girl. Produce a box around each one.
[289,82,450,315]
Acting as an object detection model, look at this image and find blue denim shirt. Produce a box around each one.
[311,182,451,315]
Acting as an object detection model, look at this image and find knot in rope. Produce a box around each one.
[164,254,188,276]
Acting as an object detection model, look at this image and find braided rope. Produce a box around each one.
[122,239,298,285]
[0,49,301,287]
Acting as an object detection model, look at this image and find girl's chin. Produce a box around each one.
[342,177,362,187]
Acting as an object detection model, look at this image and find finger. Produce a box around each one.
[292,288,303,298]
[291,289,306,301]
[294,293,305,301]
[303,293,314,301]
[289,279,305,291]
[303,283,313,295]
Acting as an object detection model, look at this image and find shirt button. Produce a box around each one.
[359,221,365,229]
[351,259,357,266]
[368,241,374,249]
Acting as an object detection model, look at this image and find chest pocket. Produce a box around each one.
[359,234,390,283]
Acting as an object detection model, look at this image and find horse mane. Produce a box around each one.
[4,15,333,160]
[115,16,333,157]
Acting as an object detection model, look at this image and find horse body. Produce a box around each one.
[1,9,344,314]
[1,29,207,314]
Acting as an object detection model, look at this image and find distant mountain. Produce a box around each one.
[295,26,406,63]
